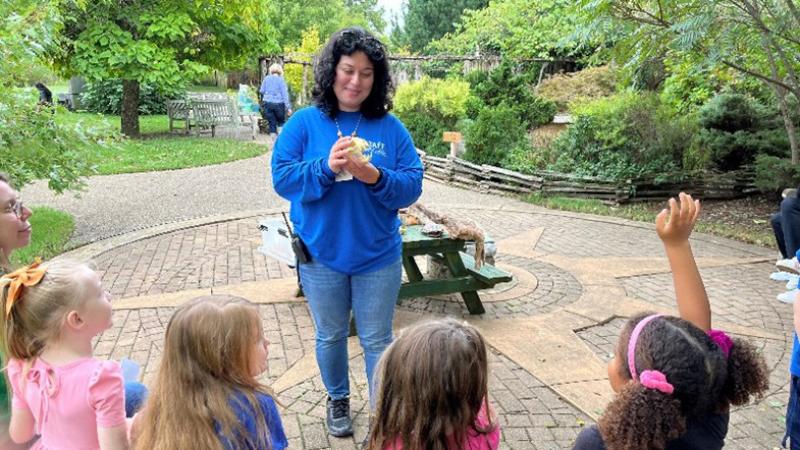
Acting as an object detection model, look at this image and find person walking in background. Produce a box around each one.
[34,82,52,107]
[259,64,292,138]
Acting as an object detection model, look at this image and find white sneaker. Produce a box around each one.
[788,276,800,290]
[778,289,799,304]
[771,271,795,281]
[776,258,800,274]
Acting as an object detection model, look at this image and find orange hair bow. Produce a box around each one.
[1,258,46,319]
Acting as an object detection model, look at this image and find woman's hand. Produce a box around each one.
[327,137,354,174]
[656,192,701,246]
[344,154,380,185]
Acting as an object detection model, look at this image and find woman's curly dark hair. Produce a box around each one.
[598,313,769,450]
[312,27,393,119]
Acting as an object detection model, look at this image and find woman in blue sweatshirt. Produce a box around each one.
[271,27,423,438]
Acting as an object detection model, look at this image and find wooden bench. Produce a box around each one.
[193,100,240,138]
[166,100,192,134]
[166,93,258,140]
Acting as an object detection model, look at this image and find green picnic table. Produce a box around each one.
[398,225,512,315]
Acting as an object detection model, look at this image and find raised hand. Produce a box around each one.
[656,192,701,246]
[656,192,710,331]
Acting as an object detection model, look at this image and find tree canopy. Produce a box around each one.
[0,0,100,192]
[574,0,800,161]
[397,0,488,53]
[267,0,385,50]
[49,0,279,137]
[428,0,598,60]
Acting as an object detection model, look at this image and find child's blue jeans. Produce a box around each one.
[785,375,800,449]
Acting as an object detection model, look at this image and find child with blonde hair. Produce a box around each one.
[1,259,129,449]
[573,193,769,450]
[366,318,500,450]
[132,294,287,450]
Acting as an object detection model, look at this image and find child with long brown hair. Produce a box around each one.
[132,294,287,450]
[572,193,769,450]
[366,318,500,450]
[1,259,129,449]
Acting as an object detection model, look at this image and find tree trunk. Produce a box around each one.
[762,36,800,164]
[776,86,800,165]
[121,79,140,138]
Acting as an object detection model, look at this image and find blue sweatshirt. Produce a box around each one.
[271,106,423,275]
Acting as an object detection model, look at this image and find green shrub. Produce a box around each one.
[660,56,766,114]
[695,93,792,170]
[695,128,790,170]
[394,77,470,156]
[548,92,695,180]
[81,79,182,115]
[754,154,800,194]
[466,60,556,128]
[503,142,557,174]
[535,66,617,112]
[464,103,528,166]
[399,111,450,156]
[698,93,760,132]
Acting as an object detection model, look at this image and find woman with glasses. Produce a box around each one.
[272,27,423,438]
[0,172,34,449]
[0,173,32,273]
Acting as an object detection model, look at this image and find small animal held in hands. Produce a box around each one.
[348,137,371,163]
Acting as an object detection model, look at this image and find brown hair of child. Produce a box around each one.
[133,295,276,450]
[367,318,495,450]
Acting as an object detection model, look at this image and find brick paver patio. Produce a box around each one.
[69,203,783,449]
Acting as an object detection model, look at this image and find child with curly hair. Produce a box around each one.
[573,193,769,450]
[132,295,287,450]
[366,318,500,450]
[1,259,136,449]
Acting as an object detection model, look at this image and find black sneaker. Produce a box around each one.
[326,397,354,437]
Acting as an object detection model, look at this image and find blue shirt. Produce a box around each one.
[259,75,291,111]
[792,334,800,377]
[217,391,288,450]
[272,106,424,274]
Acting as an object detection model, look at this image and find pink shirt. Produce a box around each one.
[384,403,501,450]
[7,357,126,450]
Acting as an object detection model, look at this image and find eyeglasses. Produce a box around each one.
[3,200,24,218]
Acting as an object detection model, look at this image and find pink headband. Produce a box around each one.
[627,314,674,394]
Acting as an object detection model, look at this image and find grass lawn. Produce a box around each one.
[524,194,775,248]
[11,207,75,265]
[85,137,266,174]
[55,111,172,135]
[53,111,266,174]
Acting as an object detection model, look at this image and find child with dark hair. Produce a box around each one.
[573,193,769,450]
[366,318,500,450]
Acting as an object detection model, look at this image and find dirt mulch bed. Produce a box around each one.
[634,194,778,248]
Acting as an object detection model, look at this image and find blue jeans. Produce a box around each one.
[299,258,402,402]
[784,375,800,449]
[772,197,800,259]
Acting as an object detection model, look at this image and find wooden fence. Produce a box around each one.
[418,150,758,204]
